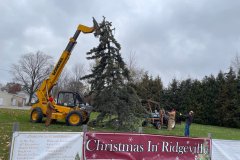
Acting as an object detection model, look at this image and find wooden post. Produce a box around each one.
[138,127,143,133]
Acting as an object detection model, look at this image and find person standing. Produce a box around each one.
[45,94,55,127]
[167,109,176,130]
[184,111,194,137]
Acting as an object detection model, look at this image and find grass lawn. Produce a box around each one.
[1,108,240,159]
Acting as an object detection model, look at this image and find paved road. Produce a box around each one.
[0,106,31,110]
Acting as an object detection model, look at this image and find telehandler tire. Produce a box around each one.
[30,107,43,123]
[66,111,83,126]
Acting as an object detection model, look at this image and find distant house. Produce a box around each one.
[17,91,29,103]
[0,91,26,107]
[17,91,38,104]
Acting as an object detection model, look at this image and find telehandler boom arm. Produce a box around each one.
[36,18,98,104]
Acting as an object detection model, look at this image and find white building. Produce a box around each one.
[0,91,26,107]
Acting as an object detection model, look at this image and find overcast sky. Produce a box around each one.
[1,0,240,87]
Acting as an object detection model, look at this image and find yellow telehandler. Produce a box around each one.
[30,18,98,126]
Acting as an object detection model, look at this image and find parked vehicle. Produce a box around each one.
[141,99,176,130]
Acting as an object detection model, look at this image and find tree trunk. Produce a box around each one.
[28,93,33,105]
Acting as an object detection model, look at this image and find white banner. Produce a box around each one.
[10,132,83,160]
[212,139,240,160]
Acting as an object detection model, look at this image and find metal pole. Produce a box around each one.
[82,125,88,160]
[208,133,212,160]
[12,122,19,132]
[10,122,20,159]
[208,133,212,138]
[82,125,88,132]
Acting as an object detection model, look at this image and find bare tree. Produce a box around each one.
[126,51,145,83]
[52,67,70,97]
[51,63,87,98]
[2,82,21,94]
[231,52,240,73]
[67,63,86,94]
[72,63,86,82]
[11,51,53,104]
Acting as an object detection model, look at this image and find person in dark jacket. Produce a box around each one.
[184,111,194,137]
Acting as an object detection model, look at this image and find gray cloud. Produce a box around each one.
[0,0,240,86]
